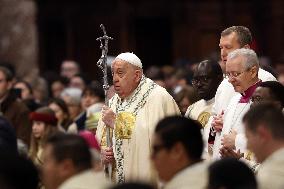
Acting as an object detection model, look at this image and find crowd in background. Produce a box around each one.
[0,33,284,189]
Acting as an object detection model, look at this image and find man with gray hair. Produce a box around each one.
[96,52,180,184]
[206,26,276,159]
[212,48,261,159]
[213,26,276,116]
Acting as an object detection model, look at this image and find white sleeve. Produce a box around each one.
[235,133,247,153]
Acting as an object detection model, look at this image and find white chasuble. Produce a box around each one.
[97,76,180,184]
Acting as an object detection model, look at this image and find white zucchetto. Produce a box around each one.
[114,52,142,68]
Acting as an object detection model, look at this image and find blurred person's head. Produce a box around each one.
[48,98,71,130]
[192,60,223,100]
[60,60,80,79]
[112,52,143,99]
[169,69,191,94]
[70,73,90,91]
[81,82,105,110]
[51,76,69,98]
[0,62,16,84]
[220,26,252,70]
[85,103,103,134]
[161,65,176,91]
[145,65,166,88]
[33,77,49,103]
[251,81,284,109]
[0,66,13,100]
[226,48,259,93]
[60,87,82,121]
[0,153,39,189]
[42,133,92,189]
[243,103,284,163]
[151,116,203,182]
[13,80,33,100]
[173,85,199,115]
[207,158,257,189]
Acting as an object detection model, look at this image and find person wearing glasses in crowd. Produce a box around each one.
[185,60,223,158]
[212,48,261,160]
[151,116,208,189]
[251,81,284,111]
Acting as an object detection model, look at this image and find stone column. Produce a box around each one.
[0,0,38,83]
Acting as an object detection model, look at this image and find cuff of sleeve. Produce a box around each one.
[235,133,247,152]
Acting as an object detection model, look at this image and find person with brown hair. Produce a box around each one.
[48,98,72,132]
[29,106,59,167]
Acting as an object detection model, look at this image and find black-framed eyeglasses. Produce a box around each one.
[192,76,212,85]
[225,70,248,79]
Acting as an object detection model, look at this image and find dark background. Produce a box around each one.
[36,0,284,79]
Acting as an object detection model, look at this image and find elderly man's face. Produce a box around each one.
[219,32,242,66]
[226,56,254,93]
[112,60,141,99]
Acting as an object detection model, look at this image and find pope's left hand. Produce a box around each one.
[221,130,237,149]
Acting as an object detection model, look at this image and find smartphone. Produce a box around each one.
[11,88,22,99]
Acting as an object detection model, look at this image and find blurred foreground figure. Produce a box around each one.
[0,152,39,189]
[207,158,257,189]
[42,133,111,189]
[243,103,284,189]
[151,116,208,189]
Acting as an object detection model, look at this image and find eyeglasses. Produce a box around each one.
[192,76,212,85]
[251,95,263,103]
[225,70,247,79]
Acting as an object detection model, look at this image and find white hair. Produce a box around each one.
[60,87,82,105]
[227,48,259,70]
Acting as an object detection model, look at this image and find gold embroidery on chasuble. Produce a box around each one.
[197,111,211,128]
[115,112,136,139]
